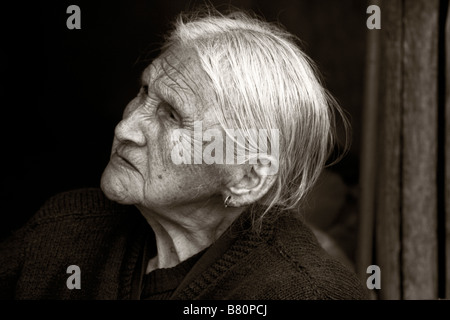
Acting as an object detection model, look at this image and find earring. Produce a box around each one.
[224,195,231,208]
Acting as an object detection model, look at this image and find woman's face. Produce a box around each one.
[101,47,228,210]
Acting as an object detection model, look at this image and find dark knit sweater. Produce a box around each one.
[0,188,368,300]
[140,248,205,299]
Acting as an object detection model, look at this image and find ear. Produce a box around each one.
[224,154,278,208]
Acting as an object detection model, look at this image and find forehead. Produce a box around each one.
[142,46,200,81]
[141,47,214,115]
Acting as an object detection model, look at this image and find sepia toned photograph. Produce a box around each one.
[0,0,448,309]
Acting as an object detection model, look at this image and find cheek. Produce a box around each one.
[144,157,224,206]
[180,168,223,201]
[142,121,175,175]
[141,122,225,205]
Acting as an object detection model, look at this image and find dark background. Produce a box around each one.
[0,0,367,245]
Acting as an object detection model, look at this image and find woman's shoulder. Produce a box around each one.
[32,188,137,223]
[263,214,369,299]
[0,188,148,299]
[16,187,144,252]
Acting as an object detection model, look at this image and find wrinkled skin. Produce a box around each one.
[100,46,275,270]
[101,46,230,211]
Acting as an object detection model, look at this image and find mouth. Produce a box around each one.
[112,151,139,171]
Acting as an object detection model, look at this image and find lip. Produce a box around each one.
[112,151,139,171]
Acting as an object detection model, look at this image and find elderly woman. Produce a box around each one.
[0,11,367,299]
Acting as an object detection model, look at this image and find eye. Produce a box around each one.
[141,85,149,95]
[168,111,176,120]
[157,102,180,123]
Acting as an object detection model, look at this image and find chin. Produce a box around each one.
[100,167,136,205]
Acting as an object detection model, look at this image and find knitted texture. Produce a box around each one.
[0,188,369,300]
[141,249,205,300]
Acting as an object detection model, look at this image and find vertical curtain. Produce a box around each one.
[356,0,447,299]
[445,0,450,300]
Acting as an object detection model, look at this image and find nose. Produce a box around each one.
[114,106,146,147]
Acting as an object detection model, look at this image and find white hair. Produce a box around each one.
[163,10,350,229]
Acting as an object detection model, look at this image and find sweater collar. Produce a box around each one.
[171,205,277,299]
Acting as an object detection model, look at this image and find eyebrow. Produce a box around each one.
[140,66,154,86]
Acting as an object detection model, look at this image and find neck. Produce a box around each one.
[137,201,244,273]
